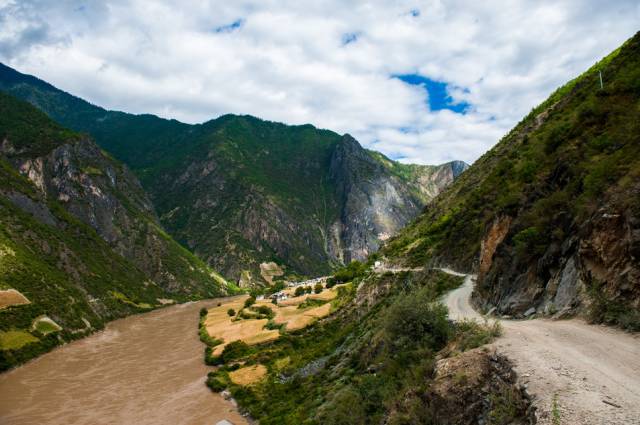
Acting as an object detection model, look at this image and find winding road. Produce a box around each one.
[440,270,640,425]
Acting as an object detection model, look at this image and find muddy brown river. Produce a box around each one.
[0,298,248,425]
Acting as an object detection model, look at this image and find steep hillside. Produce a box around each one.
[382,32,640,328]
[0,65,467,284]
[0,92,232,370]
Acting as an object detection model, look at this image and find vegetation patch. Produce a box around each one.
[0,330,39,350]
[31,316,62,335]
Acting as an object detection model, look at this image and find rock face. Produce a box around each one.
[0,65,468,285]
[330,135,426,263]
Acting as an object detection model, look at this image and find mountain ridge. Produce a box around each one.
[0,63,468,283]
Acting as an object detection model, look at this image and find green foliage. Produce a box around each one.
[453,319,503,352]
[314,283,323,294]
[294,286,305,297]
[296,298,327,310]
[588,280,640,332]
[206,375,227,392]
[220,340,252,363]
[244,296,256,308]
[200,307,208,317]
[227,308,236,317]
[383,287,451,352]
[0,330,39,350]
[332,260,367,284]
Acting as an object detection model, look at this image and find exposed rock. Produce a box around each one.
[392,348,534,425]
[478,216,512,280]
[259,262,284,285]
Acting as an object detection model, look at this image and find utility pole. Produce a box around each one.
[599,70,604,89]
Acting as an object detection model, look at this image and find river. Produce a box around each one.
[0,298,248,425]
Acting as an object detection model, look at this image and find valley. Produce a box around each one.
[0,3,638,422]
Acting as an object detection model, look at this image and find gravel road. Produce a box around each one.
[441,270,640,425]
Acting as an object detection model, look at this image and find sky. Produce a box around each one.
[0,1,638,165]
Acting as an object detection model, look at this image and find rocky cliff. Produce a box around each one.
[0,92,230,370]
[382,31,640,329]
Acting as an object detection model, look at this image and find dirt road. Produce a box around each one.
[441,270,640,425]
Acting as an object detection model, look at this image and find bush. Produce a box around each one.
[256,305,276,319]
[305,286,312,294]
[383,288,452,352]
[314,283,324,294]
[316,385,367,425]
[294,286,306,297]
[199,307,208,317]
[206,372,227,392]
[227,308,236,317]
[220,340,251,363]
[244,296,256,308]
[453,319,502,351]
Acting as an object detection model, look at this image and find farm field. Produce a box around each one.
[204,285,341,356]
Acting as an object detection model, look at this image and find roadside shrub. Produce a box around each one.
[244,296,256,308]
[453,319,502,351]
[305,286,312,294]
[199,307,208,317]
[227,308,236,317]
[314,283,323,294]
[294,286,305,297]
[383,288,452,352]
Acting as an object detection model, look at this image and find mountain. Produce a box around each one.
[0,64,468,284]
[382,31,640,329]
[0,92,233,370]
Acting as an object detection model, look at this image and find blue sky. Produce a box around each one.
[1,0,638,164]
[395,74,470,114]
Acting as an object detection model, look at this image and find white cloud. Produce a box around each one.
[0,0,637,164]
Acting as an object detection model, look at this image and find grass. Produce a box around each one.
[0,330,39,350]
[32,317,62,335]
[552,393,561,425]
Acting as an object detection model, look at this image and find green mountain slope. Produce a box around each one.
[0,92,232,370]
[0,65,467,284]
[382,31,640,327]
